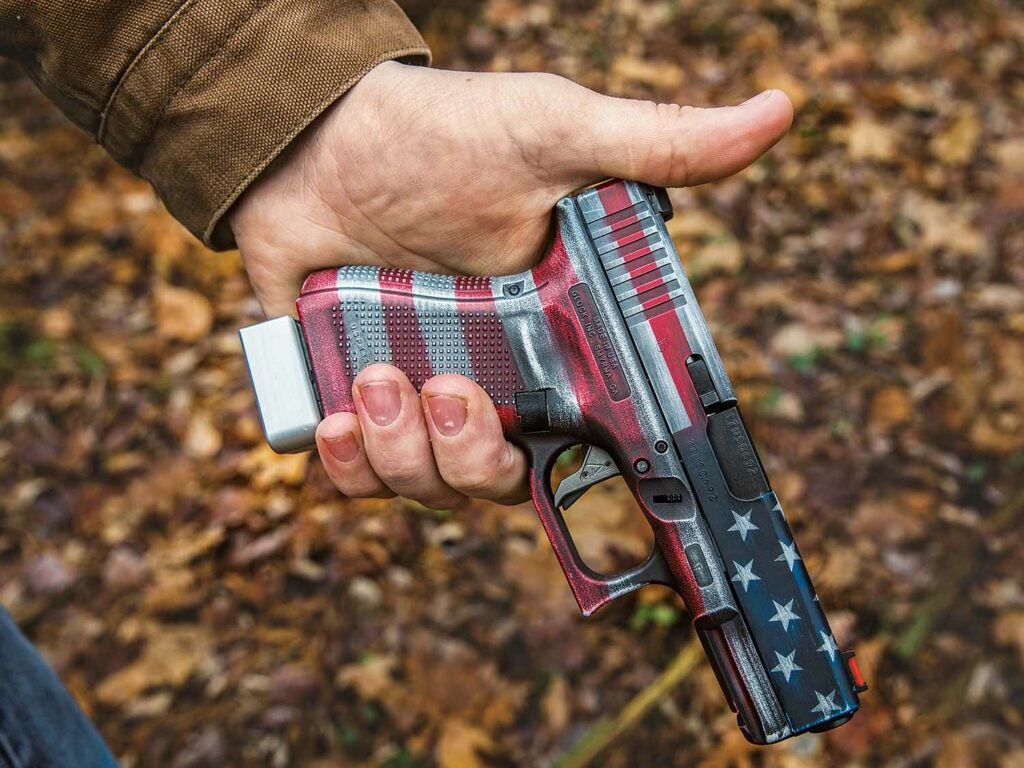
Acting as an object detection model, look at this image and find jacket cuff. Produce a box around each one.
[98,0,429,250]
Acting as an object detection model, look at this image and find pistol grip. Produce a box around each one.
[296,267,539,430]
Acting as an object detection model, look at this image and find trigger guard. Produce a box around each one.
[520,433,674,616]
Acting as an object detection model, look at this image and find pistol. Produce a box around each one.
[239,179,867,744]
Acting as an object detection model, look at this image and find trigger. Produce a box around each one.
[554,445,620,510]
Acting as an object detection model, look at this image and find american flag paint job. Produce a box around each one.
[292,180,864,744]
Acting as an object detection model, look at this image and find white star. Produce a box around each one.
[768,599,801,632]
[730,560,761,592]
[775,540,801,571]
[727,509,759,541]
[811,689,840,717]
[770,650,803,683]
[817,630,839,661]
[770,500,786,520]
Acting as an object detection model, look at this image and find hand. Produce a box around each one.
[229,61,793,508]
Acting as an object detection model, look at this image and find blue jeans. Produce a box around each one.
[0,606,117,767]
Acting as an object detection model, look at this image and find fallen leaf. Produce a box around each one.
[870,386,913,429]
[154,283,214,342]
[171,726,228,768]
[240,444,310,488]
[143,568,202,614]
[610,57,684,91]
[771,323,843,358]
[936,731,980,768]
[184,412,222,459]
[901,193,985,256]
[841,117,902,162]
[878,26,935,72]
[931,107,982,165]
[228,526,293,566]
[336,655,397,700]
[103,547,150,591]
[268,665,321,706]
[23,553,78,596]
[542,675,570,733]
[436,720,493,768]
[993,612,1024,666]
[96,626,209,706]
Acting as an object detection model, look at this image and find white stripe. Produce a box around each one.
[630,321,692,432]
[335,266,392,369]
[491,273,583,431]
[411,273,473,377]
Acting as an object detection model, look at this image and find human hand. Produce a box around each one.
[229,61,792,508]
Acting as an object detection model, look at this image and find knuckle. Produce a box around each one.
[379,461,428,489]
[343,482,383,499]
[329,469,385,498]
[415,492,464,511]
[649,102,694,182]
[450,468,499,497]
[652,101,686,121]
[446,444,516,498]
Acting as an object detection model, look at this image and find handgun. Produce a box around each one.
[238,179,867,744]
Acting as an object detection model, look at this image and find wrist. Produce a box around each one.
[228,60,406,253]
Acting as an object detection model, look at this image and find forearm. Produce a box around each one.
[0,0,429,249]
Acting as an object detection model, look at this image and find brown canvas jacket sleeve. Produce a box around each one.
[0,0,430,249]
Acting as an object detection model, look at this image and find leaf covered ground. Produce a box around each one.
[0,1,1022,766]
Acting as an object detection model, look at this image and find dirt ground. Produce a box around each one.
[1,1,1022,766]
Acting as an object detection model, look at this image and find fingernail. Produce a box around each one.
[426,394,467,437]
[740,89,772,106]
[324,432,359,463]
[359,381,401,427]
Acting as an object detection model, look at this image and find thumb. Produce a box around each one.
[554,88,794,188]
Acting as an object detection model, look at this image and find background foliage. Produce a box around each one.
[0,0,1021,765]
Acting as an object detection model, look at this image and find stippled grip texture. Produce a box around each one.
[296,265,527,422]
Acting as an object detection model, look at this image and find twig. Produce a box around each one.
[555,641,703,768]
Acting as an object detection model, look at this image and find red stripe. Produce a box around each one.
[454,275,498,377]
[296,281,355,414]
[617,234,663,263]
[597,182,704,428]
[602,209,641,233]
[596,180,635,217]
[532,234,602,419]
[649,310,704,425]
[378,269,433,388]
[613,242,659,269]
[454,276,522,417]
[602,223,650,252]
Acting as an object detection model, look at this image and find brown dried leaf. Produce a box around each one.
[840,117,902,162]
[436,720,493,768]
[184,412,222,459]
[143,568,202,614]
[336,655,397,701]
[153,283,214,342]
[610,57,684,91]
[96,626,209,706]
[542,675,570,733]
[240,444,310,488]
[931,107,981,166]
[993,611,1024,667]
[870,386,912,429]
